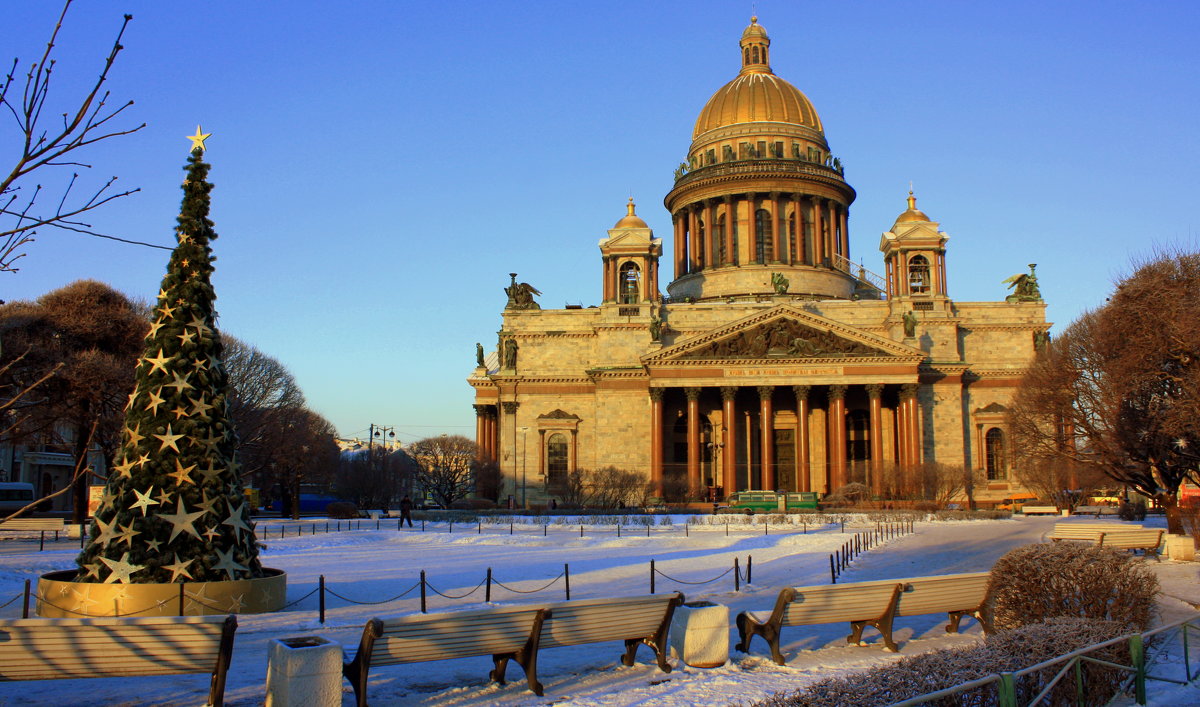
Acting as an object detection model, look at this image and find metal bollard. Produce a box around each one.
[734,557,740,592]
[319,575,326,624]
[650,559,655,594]
[485,568,492,602]
[564,563,571,600]
[420,570,427,613]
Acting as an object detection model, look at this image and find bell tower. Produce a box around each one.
[600,198,661,305]
[880,191,950,303]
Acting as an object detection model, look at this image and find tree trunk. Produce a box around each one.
[289,474,301,521]
[1158,492,1182,534]
[71,426,89,526]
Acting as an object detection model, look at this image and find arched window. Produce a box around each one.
[547,433,569,486]
[985,428,1006,480]
[752,46,760,64]
[755,209,773,263]
[908,254,930,294]
[744,48,750,65]
[619,262,641,304]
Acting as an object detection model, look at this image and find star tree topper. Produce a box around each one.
[186,125,211,151]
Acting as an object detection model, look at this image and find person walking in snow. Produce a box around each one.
[399,495,414,528]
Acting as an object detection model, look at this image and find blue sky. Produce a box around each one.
[3,1,1197,444]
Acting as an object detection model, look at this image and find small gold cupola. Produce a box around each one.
[614,197,649,229]
[739,16,771,74]
[895,189,931,223]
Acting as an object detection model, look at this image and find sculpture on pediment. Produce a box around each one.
[902,310,918,338]
[505,272,542,310]
[680,319,883,360]
[502,338,518,369]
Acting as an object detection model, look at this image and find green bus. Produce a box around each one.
[725,490,820,512]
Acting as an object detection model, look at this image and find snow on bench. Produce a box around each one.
[0,614,237,707]
[735,572,992,663]
[344,592,684,702]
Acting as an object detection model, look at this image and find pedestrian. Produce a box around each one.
[399,494,414,528]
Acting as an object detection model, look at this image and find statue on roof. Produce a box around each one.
[505,272,542,310]
[902,310,918,338]
[771,272,790,294]
[1003,263,1042,302]
[475,342,485,367]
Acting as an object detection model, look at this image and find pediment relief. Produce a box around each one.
[974,402,1009,415]
[539,409,580,420]
[646,306,920,364]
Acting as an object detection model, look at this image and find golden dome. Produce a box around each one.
[692,18,822,139]
[614,197,648,229]
[895,191,930,222]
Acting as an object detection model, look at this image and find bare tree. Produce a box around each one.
[334,445,411,512]
[1,1,145,273]
[408,435,477,508]
[222,335,305,483]
[259,407,339,520]
[1009,252,1200,533]
[473,459,504,503]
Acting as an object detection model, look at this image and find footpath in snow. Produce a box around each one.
[0,515,1196,706]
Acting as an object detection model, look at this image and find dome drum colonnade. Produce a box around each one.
[665,17,856,303]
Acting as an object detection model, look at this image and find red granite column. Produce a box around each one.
[650,388,664,497]
[474,405,486,460]
[770,192,782,263]
[840,204,849,259]
[758,386,775,490]
[813,197,825,265]
[673,213,684,279]
[721,387,738,492]
[724,196,736,266]
[828,385,847,490]
[793,385,810,492]
[866,384,884,496]
[686,387,701,492]
[707,199,719,269]
[901,383,920,468]
[688,206,701,272]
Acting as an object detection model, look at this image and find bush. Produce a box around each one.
[988,542,1158,632]
[754,617,1130,707]
[325,501,360,519]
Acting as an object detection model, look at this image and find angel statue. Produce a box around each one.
[1002,263,1042,302]
[504,272,542,310]
[770,272,790,294]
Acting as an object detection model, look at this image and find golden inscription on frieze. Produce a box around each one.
[725,367,843,377]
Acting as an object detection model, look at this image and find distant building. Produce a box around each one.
[468,18,1047,506]
[0,423,106,513]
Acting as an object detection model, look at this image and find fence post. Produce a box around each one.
[1130,634,1146,704]
[449,521,453,534]
[617,524,621,538]
[564,563,570,600]
[478,520,482,534]
[764,521,767,536]
[337,521,341,532]
[510,522,513,535]
[647,524,650,538]
[734,557,740,592]
[420,570,427,613]
[580,524,584,538]
[326,521,329,533]
[544,524,547,537]
[725,521,728,537]
[486,567,492,602]
[840,520,845,533]
[802,520,806,534]
[422,519,425,532]
[23,579,31,618]
[178,582,185,616]
[650,559,655,594]
[747,555,752,584]
[319,575,326,625]
[829,554,836,583]
[39,531,44,552]
[312,524,316,535]
[997,672,1016,707]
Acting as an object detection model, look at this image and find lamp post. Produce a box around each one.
[368,423,396,504]
[519,426,529,509]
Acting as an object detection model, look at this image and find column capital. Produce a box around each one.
[792,384,810,401]
[828,384,847,400]
[900,382,919,400]
[649,388,665,403]
[685,387,701,402]
[721,386,738,402]
[756,385,774,400]
[473,404,490,417]
[501,401,520,415]
[866,383,884,399]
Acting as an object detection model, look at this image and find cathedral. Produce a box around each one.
[468,18,1048,507]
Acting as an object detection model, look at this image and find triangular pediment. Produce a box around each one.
[645,305,923,364]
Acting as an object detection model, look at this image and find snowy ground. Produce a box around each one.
[0,514,1197,706]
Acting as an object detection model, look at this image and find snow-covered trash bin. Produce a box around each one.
[669,601,729,668]
[266,635,344,707]
[1164,534,1195,561]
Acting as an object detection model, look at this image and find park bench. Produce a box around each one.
[735,572,991,663]
[1098,528,1165,560]
[1074,505,1120,517]
[1020,505,1060,515]
[0,614,237,707]
[1046,522,1141,542]
[529,592,684,694]
[344,592,684,703]
[344,604,547,706]
[0,517,66,535]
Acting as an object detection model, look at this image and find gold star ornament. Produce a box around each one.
[186,125,211,151]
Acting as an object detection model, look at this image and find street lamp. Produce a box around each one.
[519,426,529,509]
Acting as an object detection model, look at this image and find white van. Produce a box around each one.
[0,482,36,513]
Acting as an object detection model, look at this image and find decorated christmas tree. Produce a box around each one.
[76,128,264,584]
